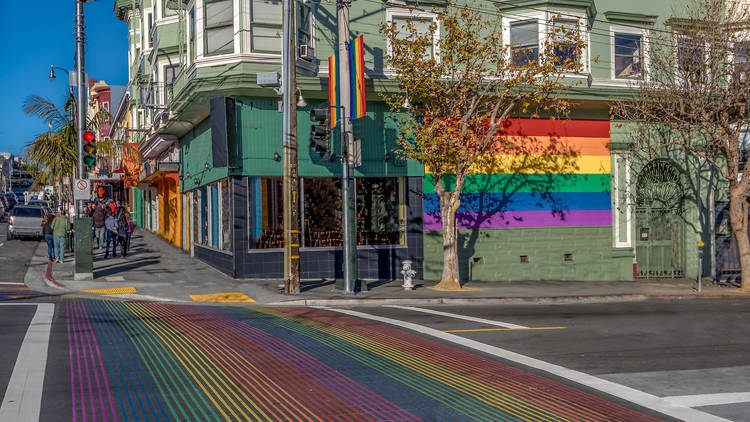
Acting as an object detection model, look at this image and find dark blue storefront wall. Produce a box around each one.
[192,176,424,280]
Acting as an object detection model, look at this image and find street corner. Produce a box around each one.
[189,292,257,303]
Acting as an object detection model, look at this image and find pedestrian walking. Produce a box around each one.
[125,212,134,254]
[92,202,106,249]
[116,211,129,257]
[104,211,118,258]
[51,210,71,263]
[42,213,55,262]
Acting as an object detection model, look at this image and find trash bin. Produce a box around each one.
[65,230,74,253]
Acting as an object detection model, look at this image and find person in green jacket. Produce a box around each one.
[51,210,71,263]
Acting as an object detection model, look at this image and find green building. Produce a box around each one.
[113,0,721,282]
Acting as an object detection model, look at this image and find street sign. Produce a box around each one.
[74,178,90,201]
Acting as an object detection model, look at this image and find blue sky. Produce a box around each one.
[0,0,129,157]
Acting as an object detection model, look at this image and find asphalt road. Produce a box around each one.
[350,301,750,421]
[0,215,42,284]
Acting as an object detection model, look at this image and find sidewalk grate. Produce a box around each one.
[190,292,256,303]
[81,287,137,295]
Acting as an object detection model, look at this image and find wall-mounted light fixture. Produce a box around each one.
[273,152,281,161]
[185,171,191,179]
[204,162,210,170]
[193,177,200,185]
[296,87,307,107]
[384,153,391,162]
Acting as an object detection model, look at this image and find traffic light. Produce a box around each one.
[310,102,332,160]
[82,130,96,169]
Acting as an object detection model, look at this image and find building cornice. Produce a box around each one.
[493,0,596,17]
[604,11,658,26]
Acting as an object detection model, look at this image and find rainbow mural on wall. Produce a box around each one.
[424,118,611,229]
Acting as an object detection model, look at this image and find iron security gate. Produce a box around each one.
[635,159,686,278]
[635,207,685,278]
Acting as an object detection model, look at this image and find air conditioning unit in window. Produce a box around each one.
[298,45,315,60]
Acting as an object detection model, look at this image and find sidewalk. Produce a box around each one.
[24,228,750,306]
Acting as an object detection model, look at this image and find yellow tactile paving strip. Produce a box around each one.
[81,286,137,295]
[190,292,256,303]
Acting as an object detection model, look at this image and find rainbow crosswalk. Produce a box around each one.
[66,302,664,421]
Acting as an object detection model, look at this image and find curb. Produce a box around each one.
[267,294,652,307]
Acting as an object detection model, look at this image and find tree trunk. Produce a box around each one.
[728,184,750,291]
[435,190,462,290]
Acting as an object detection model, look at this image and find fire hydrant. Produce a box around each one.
[401,260,416,290]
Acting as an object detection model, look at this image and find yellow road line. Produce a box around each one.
[443,326,566,333]
[81,286,137,295]
[190,292,256,303]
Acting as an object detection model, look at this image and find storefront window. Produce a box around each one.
[192,189,201,245]
[248,177,284,249]
[211,183,219,248]
[200,186,208,245]
[356,178,404,246]
[303,177,343,247]
[221,179,231,251]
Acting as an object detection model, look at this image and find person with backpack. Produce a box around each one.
[116,210,129,257]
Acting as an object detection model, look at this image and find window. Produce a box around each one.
[677,37,704,83]
[355,178,404,246]
[250,0,282,52]
[204,0,234,55]
[392,15,436,58]
[220,179,231,251]
[303,178,342,247]
[192,190,201,245]
[296,1,312,56]
[247,176,405,249]
[734,40,750,81]
[614,32,644,79]
[248,177,284,249]
[164,63,179,102]
[189,6,196,62]
[510,20,539,66]
[147,13,153,48]
[551,17,579,69]
[103,102,110,112]
[162,0,177,17]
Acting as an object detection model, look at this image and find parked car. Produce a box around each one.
[4,193,17,210]
[27,199,50,208]
[7,205,46,240]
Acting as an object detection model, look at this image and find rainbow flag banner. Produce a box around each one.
[424,118,613,229]
[348,34,366,120]
[328,52,341,128]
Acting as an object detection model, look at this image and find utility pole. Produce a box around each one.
[74,0,93,280]
[336,0,359,294]
[282,0,301,294]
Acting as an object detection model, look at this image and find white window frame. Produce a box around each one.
[199,0,239,57]
[159,61,181,104]
[385,8,440,65]
[502,11,589,73]
[503,13,545,67]
[610,25,649,81]
[729,31,750,82]
[613,153,632,248]
[158,0,180,22]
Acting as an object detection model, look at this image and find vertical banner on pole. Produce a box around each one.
[349,35,366,120]
[328,53,341,128]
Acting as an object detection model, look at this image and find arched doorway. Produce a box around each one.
[635,159,686,278]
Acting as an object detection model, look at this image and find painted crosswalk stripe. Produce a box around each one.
[384,305,528,329]
[444,327,566,333]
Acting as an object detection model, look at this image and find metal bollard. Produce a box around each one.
[401,260,416,290]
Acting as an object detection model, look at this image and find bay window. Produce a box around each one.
[205,0,234,55]
[510,19,539,66]
[250,0,282,53]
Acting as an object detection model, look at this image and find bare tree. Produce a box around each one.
[383,2,586,289]
[615,0,750,290]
